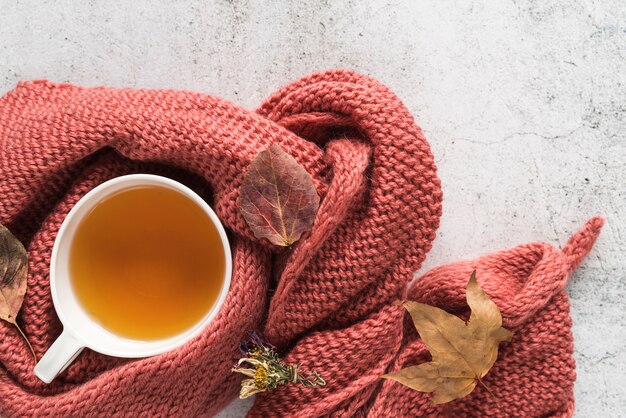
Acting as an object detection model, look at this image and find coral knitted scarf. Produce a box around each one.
[0,70,602,417]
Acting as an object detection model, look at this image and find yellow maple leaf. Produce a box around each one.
[383,271,512,404]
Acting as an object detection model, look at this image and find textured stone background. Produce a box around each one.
[1,0,624,416]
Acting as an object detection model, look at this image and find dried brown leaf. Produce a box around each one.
[239,144,320,246]
[0,223,36,360]
[383,271,512,404]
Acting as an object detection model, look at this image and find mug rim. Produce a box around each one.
[49,174,232,357]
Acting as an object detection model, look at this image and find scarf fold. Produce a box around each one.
[0,70,601,417]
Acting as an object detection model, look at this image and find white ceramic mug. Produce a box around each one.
[34,174,232,384]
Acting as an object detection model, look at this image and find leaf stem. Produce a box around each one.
[11,320,37,362]
[477,378,508,416]
[477,378,498,404]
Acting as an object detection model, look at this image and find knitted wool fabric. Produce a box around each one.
[252,217,603,417]
[0,70,601,417]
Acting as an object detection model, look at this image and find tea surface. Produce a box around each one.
[70,185,225,340]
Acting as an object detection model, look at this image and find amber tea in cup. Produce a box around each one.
[34,174,231,384]
[69,185,226,340]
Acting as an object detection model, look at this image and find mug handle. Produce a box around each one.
[34,329,84,384]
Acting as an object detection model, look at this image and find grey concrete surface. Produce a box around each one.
[1,0,624,416]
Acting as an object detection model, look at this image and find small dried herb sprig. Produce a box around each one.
[232,331,326,399]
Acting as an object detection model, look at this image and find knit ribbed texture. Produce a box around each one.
[0,70,601,417]
[257,217,602,418]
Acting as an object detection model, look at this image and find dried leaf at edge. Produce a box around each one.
[0,223,36,361]
[239,144,320,246]
[0,223,28,323]
[383,271,512,404]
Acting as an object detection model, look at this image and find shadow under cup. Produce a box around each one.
[34,174,232,384]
